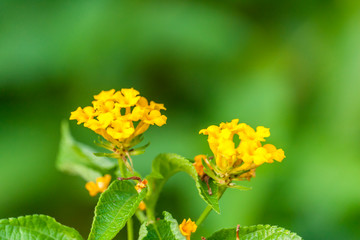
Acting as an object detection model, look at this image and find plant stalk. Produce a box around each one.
[195,205,213,227]
[135,210,147,224]
[195,186,227,227]
[127,217,134,240]
[118,156,134,240]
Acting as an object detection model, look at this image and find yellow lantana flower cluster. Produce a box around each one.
[70,88,167,149]
[199,119,285,177]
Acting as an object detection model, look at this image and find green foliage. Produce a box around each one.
[88,180,147,240]
[0,215,83,240]
[145,153,219,219]
[207,225,302,240]
[197,176,220,211]
[138,212,185,240]
[57,121,117,181]
[129,142,151,156]
[201,158,219,181]
[227,183,252,191]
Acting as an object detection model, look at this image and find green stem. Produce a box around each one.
[146,206,156,222]
[135,210,147,224]
[195,205,213,226]
[195,186,227,227]
[118,157,134,240]
[127,217,134,240]
[118,158,126,176]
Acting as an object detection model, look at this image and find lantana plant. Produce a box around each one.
[0,88,302,240]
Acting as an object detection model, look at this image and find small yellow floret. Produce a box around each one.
[193,155,207,177]
[114,88,140,107]
[135,179,148,193]
[106,119,134,140]
[85,174,111,197]
[138,201,146,211]
[143,110,167,126]
[179,218,197,240]
[70,107,95,124]
[94,89,115,101]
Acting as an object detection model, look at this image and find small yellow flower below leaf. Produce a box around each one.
[179,218,197,240]
[138,201,146,211]
[135,179,148,193]
[85,174,111,197]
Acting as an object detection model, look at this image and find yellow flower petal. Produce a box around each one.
[138,201,146,211]
[135,179,148,193]
[96,174,112,192]
[94,89,115,101]
[85,181,99,197]
[114,88,140,107]
[193,155,207,177]
[70,107,94,124]
[143,110,167,126]
[85,174,111,197]
[179,218,197,240]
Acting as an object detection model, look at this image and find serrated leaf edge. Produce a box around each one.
[208,224,302,240]
[0,214,83,240]
[88,181,147,240]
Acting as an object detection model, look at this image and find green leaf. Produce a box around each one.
[93,152,119,158]
[227,183,252,191]
[201,158,219,181]
[88,180,147,240]
[197,175,219,208]
[0,214,83,240]
[94,137,113,151]
[207,225,302,240]
[128,134,144,148]
[146,153,220,219]
[138,211,185,240]
[57,121,117,181]
[129,142,150,156]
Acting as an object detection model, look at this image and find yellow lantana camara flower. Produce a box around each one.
[70,88,167,150]
[198,119,285,183]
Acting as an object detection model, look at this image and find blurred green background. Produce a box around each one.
[1,0,360,239]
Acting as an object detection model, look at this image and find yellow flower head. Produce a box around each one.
[199,119,285,176]
[179,218,197,240]
[85,174,111,196]
[70,88,167,149]
[135,179,148,193]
